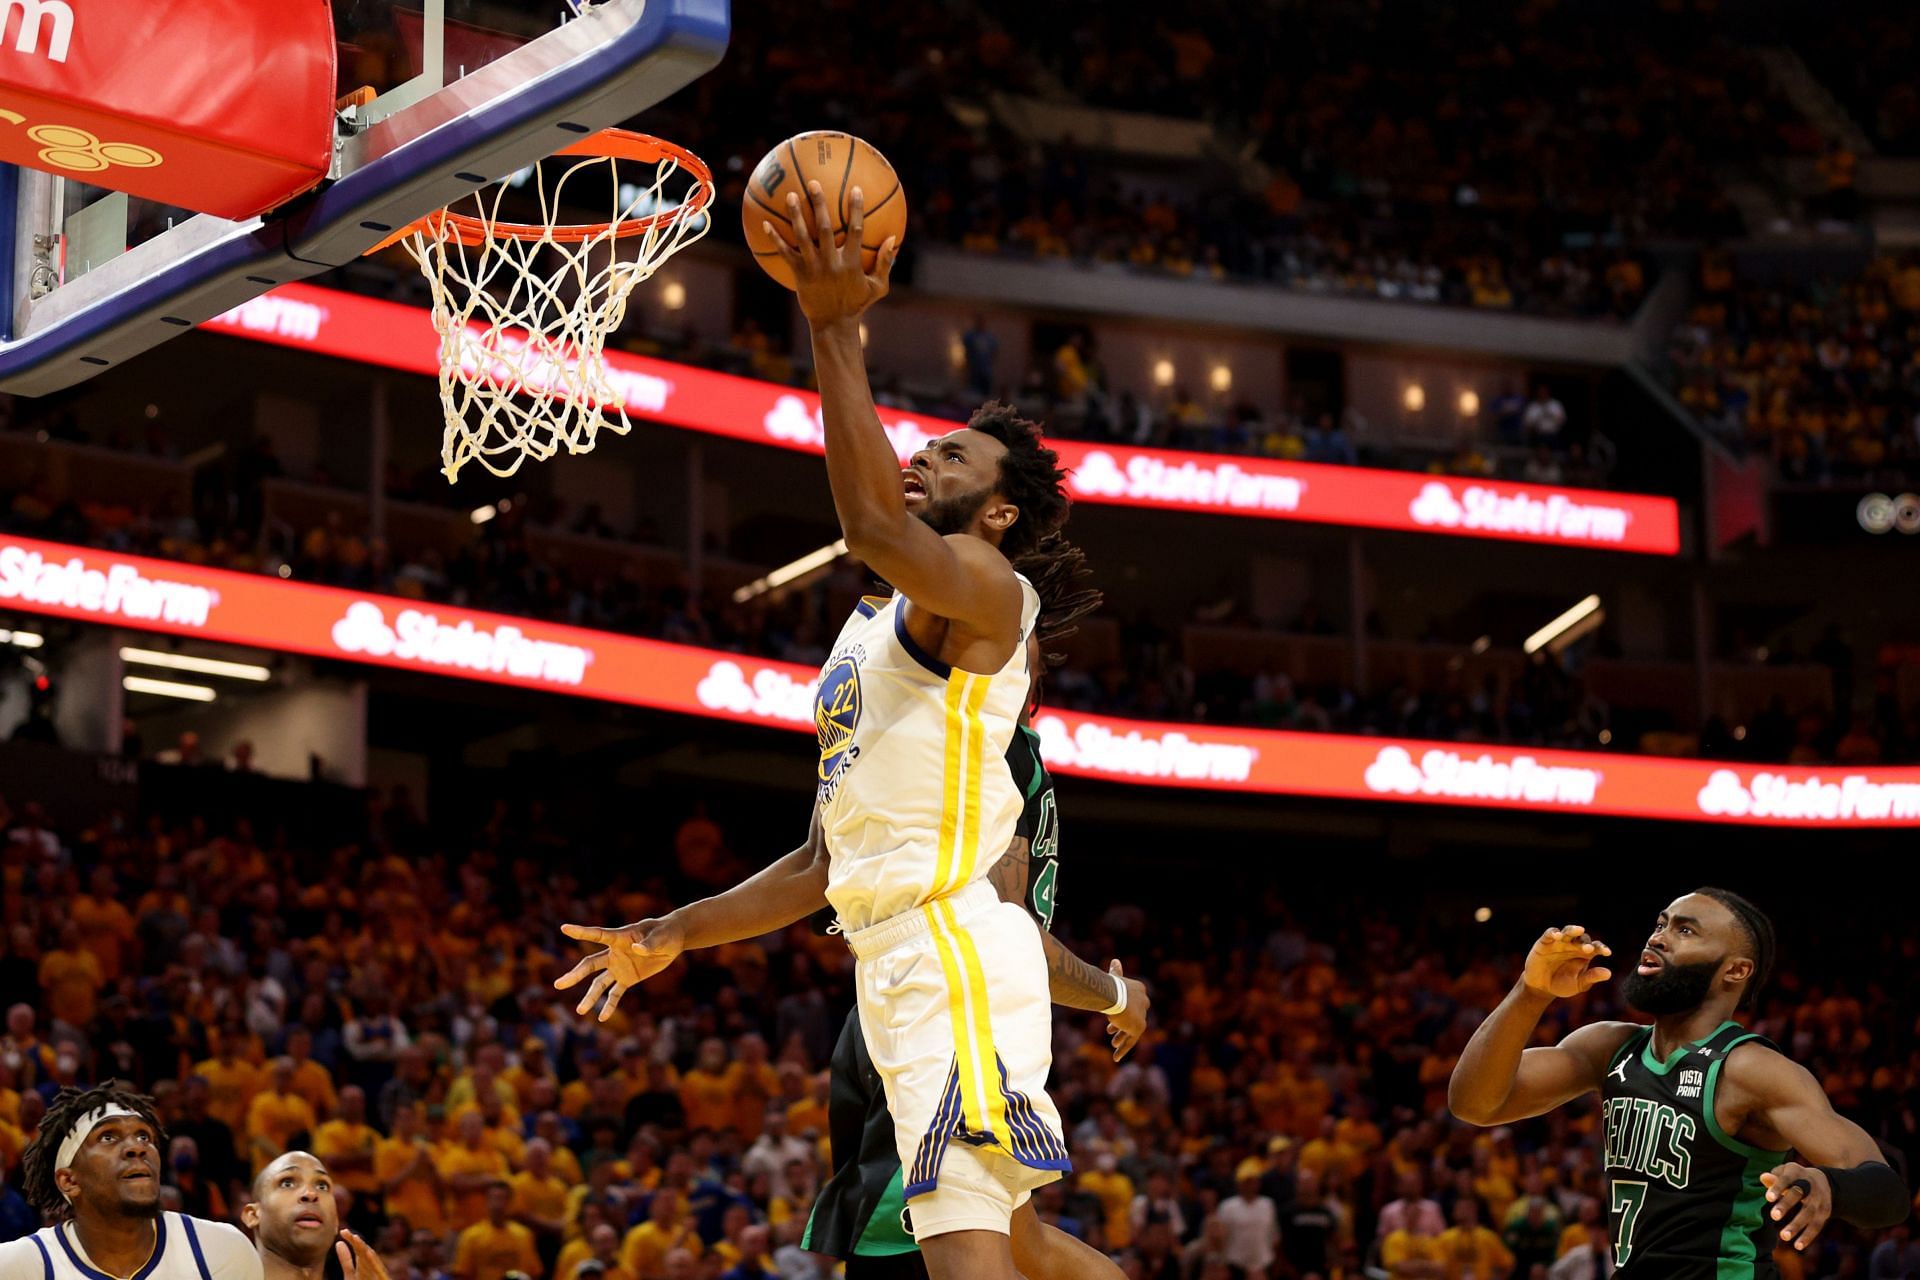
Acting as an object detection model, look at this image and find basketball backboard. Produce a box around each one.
[0,0,728,395]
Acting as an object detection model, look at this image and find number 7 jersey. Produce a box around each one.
[813,581,1041,933]
[1601,1021,1788,1279]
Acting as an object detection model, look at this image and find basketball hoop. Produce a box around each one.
[391,129,713,481]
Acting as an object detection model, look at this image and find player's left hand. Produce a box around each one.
[765,180,898,327]
[335,1228,393,1280]
[1107,959,1149,1062]
[1761,1163,1831,1251]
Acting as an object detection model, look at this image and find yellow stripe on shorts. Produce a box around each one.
[937,897,1013,1150]
[924,902,987,1137]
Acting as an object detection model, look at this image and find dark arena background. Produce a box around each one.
[3,2,1920,1279]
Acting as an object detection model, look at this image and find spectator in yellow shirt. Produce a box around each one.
[556,1206,617,1280]
[726,1035,781,1140]
[283,1027,338,1119]
[1382,1219,1446,1278]
[1437,1198,1515,1280]
[677,1039,736,1134]
[1077,1151,1136,1249]
[559,1223,634,1280]
[193,1041,263,1141]
[559,1051,607,1120]
[783,1071,829,1140]
[441,1110,513,1231]
[510,1138,572,1255]
[69,867,136,983]
[504,1038,559,1114]
[376,1100,446,1235]
[246,1057,319,1175]
[452,1181,544,1280]
[37,922,105,1030]
[1555,1196,1603,1258]
[620,1189,704,1278]
[530,1109,584,1186]
[312,1084,380,1200]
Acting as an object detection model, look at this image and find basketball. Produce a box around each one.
[742,131,906,289]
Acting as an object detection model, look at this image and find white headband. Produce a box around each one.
[55,1105,144,1174]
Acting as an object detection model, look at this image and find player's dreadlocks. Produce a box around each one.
[968,402,1070,561]
[1013,532,1102,669]
[22,1082,166,1223]
[1695,886,1776,1011]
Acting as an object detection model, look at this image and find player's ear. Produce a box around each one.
[983,500,1018,537]
[240,1200,260,1230]
[53,1167,78,1204]
[1722,955,1754,993]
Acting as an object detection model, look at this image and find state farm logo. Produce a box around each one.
[694,659,816,724]
[0,544,215,626]
[1,0,74,64]
[1409,481,1630,544]
[1032,714,1257,783]
[208,295,329,342]
[1071,450,1304,513]
[1696,769,1920,822]
[330,601,591,686]
[1363,745,1602,806]
[763,395,936,462]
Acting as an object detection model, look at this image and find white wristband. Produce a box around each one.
[1102,972,1128,1017]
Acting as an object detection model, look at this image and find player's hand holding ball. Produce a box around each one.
[764,181,898,327]
[1522,924,1613,1000]
[554,916,688,1021]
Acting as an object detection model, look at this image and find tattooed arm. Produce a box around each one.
[986,837,1150,1059]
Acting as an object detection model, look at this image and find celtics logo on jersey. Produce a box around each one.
[815,656,862,784]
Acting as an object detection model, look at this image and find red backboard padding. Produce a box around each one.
[0,0,336,220]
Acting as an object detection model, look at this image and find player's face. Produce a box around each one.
[64,1115,161,1219]
[905,430,1009,536]
[246,1153,339,1267]
[1623,893,1738,1015]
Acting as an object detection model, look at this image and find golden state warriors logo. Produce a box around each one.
[815,656,862,783]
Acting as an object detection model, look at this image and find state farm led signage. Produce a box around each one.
[8,536,1909,825]
[204,286,1682,555]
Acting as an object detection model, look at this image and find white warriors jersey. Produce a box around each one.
[0,1212,263,1280]
[814,578,1041,933]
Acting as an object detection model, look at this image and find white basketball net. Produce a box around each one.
[402,139,711,481]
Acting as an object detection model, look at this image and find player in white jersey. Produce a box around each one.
[247,1151,391,1280]
[1,1083,262,1280]
[767,179,1073,1280]
[561,181,1084,1280]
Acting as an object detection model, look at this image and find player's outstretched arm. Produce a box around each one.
[1450,924,1634,1126]
[767,182,1021,634]
[556,805,829,1021]
[1719,1045,1908,1252]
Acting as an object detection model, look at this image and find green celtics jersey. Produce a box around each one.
[1602,1020,1788,1279]
[1007,723,1059,932]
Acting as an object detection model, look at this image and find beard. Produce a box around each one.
[1621,955,1723,1015]
[113,1190,163,1220]
[913,485,992,537]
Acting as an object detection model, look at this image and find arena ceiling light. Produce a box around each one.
[732,539,849,604]
[0,629,43,648]
[1523,594,1604,656]
[122,676,217,703]
[119,647,271,682]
